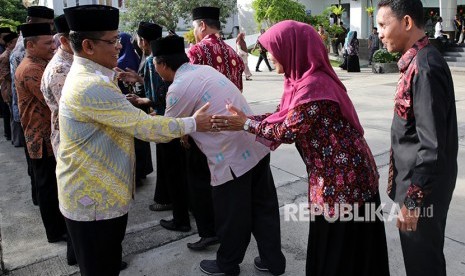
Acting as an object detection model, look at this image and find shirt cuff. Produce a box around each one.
[404,184,425,209]
[181,117,196,134]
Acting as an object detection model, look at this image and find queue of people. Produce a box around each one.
[0,1,458,276]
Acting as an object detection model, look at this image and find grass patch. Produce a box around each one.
[250,49,260,56]
[330,60,341,67]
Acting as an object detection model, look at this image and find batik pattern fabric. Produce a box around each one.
[165,63,269,186]
[187,34,245,91]
[248,100,379,214]
[0,48,13,104]
[41,48,73,156]
[15,55,53,159]
[9,35,25,122]
[57,56,196,221]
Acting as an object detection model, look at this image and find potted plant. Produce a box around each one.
[372,49,401,73]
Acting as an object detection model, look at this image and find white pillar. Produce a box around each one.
[440,0,457,31]
[349,0,369,38]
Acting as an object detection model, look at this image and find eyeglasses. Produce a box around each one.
[88,36,121,47]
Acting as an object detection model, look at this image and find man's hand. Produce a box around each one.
[193,102,212,132]
[397,205,420,232]
[180,135,191,149]
[126,94,151,107]
[114,67,143,84]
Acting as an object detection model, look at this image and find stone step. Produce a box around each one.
[444,56,465,62]
[446,46,465,52]
[447,61,465,67]
[443,51,465,57]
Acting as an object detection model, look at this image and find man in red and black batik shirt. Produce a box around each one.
[377,1,458,276]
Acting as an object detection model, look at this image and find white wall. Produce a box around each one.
[237,0,257,35]
[39,0,120,15]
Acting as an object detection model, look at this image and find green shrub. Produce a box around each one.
[373,48,401,63]
[183,29,195,44]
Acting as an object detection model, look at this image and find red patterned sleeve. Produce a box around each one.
[248,103,315,144]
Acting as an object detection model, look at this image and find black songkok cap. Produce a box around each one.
[3,32,18,44]
[192,6,220,21]
[0,27,12,34]
[64,5,119,32]
[54,14,70,34]
[151,36,185,56]
[20,23,52,38]
[137,22,162,42]
[27,6,55,20]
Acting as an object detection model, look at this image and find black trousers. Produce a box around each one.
[30,148,66,241]
[65,214,128,276]
[134,138,153,180]
[306,193,390,276]
[1,100,11,139]
[11,120,23,147]
[399,178,455,276]
[256,52,272,71]
[186,137,215,238]
[153,142,172,204]
[162,138,190,226]
[21,130,37,204]
[212,154,286,275]
[368,47,379,63]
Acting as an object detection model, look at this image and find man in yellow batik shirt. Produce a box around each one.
[58,5,211,275]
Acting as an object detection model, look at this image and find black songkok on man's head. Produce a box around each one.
[27,6,55,19]
[192,6,220,21]
[20,23,52,38]
[3,32,18,44]
[64,5,119,32]
[151,36,185,56]
[0,27,12,34]
[54,14,70,34]
[137,22,162,42]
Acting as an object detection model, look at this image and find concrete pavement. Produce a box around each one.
[0,62,464,276]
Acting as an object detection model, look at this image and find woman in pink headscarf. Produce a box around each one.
[211,20,389,276]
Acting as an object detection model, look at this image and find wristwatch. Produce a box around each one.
[404,197,417,210]
[243,119,251,131]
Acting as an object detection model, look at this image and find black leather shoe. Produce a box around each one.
[187,237,220,251]
[120,261,128,271]
[48,233,67,243]
[160,219,191,232]
[200,259,241,276]
[255,69,262,72]
[254,256,270,272]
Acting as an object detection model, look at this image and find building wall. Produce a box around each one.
[38,0,120,15]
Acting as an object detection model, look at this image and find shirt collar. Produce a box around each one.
[397,36,429,72]
[202,33,220,43]
[25,53,49,67]
[57,47,74,63]
[74,55,116,80]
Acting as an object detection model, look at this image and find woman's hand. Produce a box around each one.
[210,104,248,131]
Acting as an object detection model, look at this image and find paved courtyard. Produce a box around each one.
[0,58,464,275]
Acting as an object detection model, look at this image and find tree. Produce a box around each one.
[252,0,306,28]
[121,0,237,33]
[0,0,27,28]
[331,5,344,25]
